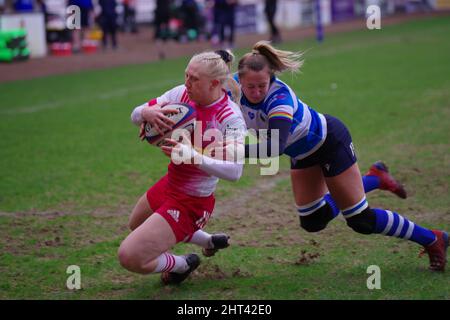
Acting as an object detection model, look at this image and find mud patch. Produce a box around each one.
[207,170,308,249]
[193,261,253,281]
[294,250,321,266]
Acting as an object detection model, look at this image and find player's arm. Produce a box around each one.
[161,140,244,181]
[197,157,243,182]
[194,117,247,181]
[130,85,185,134]
[130,103,149,126]
[161,117,247,181]
[245,107,292,159]
[131,103,179,136]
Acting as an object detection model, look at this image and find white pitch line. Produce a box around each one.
[0,78,180,115]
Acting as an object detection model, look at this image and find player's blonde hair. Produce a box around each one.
[238,41,303,77]
[188,50,241,103]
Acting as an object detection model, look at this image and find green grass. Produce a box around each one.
[0,16,449,299]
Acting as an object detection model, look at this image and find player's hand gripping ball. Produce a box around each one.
[144,103,196,147]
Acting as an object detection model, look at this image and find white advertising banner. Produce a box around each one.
[0,12,47,57]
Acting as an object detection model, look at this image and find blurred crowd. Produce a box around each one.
[0,0,282,55]
[1,0,441,58]
[5,0,438,58]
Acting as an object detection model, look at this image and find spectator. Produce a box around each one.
[13,0,33,12]
[154,0,171,41]
[212,0,237,49]
[36,0,50,24]
[265,0,281,44]
[122,0,137,33]
[154,0,172,59]
[98,0,118,50]
[68,0,94,52]
[180,0,200,41]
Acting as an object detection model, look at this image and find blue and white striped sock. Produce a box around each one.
[312,174,385,219]
[323,193,340,218]
[297,193,350,221]
[341,197,369,219]
[362,175,380,193]
[296,197,327,217]
[372,208,436,246]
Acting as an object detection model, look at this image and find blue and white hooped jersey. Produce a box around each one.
[233,74,327,160]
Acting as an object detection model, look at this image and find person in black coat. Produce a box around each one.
[154,0,171,41]
[265,0,281,43]
[213,0,237,48]
[99,0,118,50]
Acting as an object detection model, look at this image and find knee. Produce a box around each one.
[118,243,150,273]
[117,245,137,272]
[300,217,327,233]
[345,207,376,235]
[298,203,335,233]
[118,237,164,274]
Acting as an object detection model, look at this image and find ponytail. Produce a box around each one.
[238,41,303,76]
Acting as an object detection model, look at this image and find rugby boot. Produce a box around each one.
[366,161,407,199]
[419,230,448,272]
[202,233,230,257]
[161,253,200,285]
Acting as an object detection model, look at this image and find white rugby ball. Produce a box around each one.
[144,103,196,147]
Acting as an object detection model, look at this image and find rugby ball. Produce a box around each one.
[144,103,196,146]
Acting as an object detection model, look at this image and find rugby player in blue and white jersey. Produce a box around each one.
[221,41,447,272]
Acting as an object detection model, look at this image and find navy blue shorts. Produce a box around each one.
[291,114,357,177]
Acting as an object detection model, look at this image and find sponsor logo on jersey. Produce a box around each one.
[248,112,255,120]
[225,123,243,139]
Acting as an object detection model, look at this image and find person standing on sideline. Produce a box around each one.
[68,0,94,52]
[154,0,172,59]
[98,0,118,50]
[122,0,138,33]
[265,0,281,43]
[212,0,237,49]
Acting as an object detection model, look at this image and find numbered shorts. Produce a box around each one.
[291,114,357,177]
[146,175,215,243]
